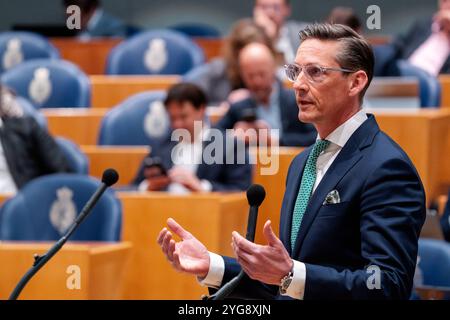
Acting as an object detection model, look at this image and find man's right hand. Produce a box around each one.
[157,218,210,279]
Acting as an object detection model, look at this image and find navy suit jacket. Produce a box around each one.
[441,191,450,242]
[133,136,252,192]
[216,114,426,299]
[214,81,317,147]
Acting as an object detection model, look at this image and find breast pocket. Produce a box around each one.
[316,201,350,218]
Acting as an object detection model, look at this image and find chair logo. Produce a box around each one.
[3,38,23,71]
[49,187,77,235]
[28,67,52,105]
[144,38,168,72]
[144,100,169,138]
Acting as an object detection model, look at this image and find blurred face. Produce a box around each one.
[292,39,366,131]
[440,0,450,11]
[166,101,205,138]
[255,0,291,28]
[239,55,276,104]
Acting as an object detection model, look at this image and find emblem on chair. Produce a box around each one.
[29,67,52,105]
[3,38,24,70]
[144,100,169,138]
[49,187,77,235]
[144,38,168,72]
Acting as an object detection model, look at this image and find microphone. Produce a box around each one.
[9,169,119,300]
[206,184,266,300]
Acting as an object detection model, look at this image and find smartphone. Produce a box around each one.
[240,108,258,122]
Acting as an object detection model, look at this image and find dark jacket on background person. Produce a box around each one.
[215,80,317,147]
[0,116,72,189]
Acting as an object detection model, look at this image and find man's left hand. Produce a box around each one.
[232,220,293,285]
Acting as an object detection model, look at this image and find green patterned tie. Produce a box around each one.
[291,139,330,249]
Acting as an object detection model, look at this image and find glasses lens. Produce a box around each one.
[305,65,324,82]
[285,64,299,82]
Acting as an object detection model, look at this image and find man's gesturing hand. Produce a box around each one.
[232,220,293,285]
[157,218,210,278]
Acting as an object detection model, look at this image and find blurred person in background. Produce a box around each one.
[326,7,362,34]
[0,85,72,194]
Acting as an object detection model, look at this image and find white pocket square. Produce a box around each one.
[323,190,341,205]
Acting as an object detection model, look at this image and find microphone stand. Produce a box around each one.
[9,183,108,300]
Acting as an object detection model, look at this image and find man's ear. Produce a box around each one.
[348,70,368,99]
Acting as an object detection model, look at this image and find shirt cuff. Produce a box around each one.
[197,252,225,288]
[200,179,213,192]
[282,260,306,300]
[137,180,149,192]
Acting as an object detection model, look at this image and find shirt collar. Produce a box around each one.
[318,109,368,148]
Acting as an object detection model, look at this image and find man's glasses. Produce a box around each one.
[284,63,355,83]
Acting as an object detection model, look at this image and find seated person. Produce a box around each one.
[185,19,274,106]
[0,86,72,194]
[63,0,129,38]
[392,0,450,75]
[133,83,252,193]
[253,0,308,64]
[326,7,362,34]
[214,42,317,147]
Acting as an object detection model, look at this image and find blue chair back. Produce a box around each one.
[170,23,221,37]
[98,91,170,147]
[0,174,121,241]
[418,239,450,288]
[106,29,204,75]
[0,59,91,108]
[0,31,59,73]
[395,60,441,108]
[55,137,89,174]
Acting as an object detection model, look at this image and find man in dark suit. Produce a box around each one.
[215,42,316,147]
[441,191,450,242]
[134,82,252,193]
[157,24,426,299]
[392,0,450,75]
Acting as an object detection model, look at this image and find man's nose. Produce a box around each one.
[293,72,309,92]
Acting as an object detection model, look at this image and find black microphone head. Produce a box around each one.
[246,184,266,207]
[102,168,119,187]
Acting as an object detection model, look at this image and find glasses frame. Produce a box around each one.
[284,63,356,83]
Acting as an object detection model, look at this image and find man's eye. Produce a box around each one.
[307,66,322,77]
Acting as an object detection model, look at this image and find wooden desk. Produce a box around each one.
[439,75,450,108]
[50,38,121,75]
[90,75,180,108]
[438,195,448,215]
[372,109,450,203]
[43,108,107,146]
[0,242,131,300]
[50,38,222,75]
[81,145,150,186]
[118,192,247,299]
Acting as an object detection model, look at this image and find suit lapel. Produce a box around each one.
[280,148,310,255]
[290,115,380,258]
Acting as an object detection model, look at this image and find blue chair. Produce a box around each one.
[416,239,450,299]
[98,91,170,147]
[0,174,121,241]
[0,31,59,73]
[0,59,91,108]
[170,23,221,38]
[55,137,89,174]
[106,29,204,75]
[393,60,441,108]
[373,44,397,77]
[15,95,48,127]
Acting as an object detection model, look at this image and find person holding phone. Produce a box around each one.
[133,83,252,193]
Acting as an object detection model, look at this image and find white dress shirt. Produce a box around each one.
[138,126,212,193]
[199,109,368,299]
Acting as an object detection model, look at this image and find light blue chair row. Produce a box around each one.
[0,173,121,241]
